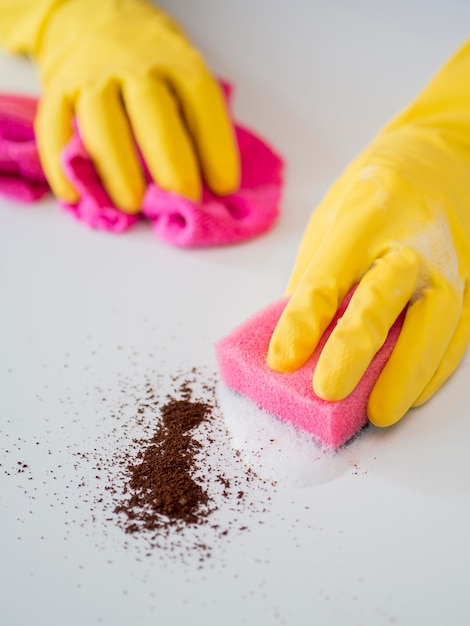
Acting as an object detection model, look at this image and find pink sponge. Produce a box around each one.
[215,296,404,449]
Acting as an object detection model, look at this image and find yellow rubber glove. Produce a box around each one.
[267,39,470,427]
[0,0,240,212]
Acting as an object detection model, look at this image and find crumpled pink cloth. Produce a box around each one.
[0,87,283,247]
[0,94,49,202]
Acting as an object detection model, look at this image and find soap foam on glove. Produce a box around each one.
[216,295,404,450]
[0,86,283,247]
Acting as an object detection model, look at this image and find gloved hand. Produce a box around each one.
[0,0,240,212]
[267,40,470,427]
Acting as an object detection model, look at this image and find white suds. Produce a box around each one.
[217,383,354,488]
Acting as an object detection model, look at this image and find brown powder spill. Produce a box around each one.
[115,385,213,531]
[2,358,278,567]
[100,366,276,563]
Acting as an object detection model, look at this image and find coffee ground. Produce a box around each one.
[115,385,213,531]
[3,358,278,567]
[108,369,272,564]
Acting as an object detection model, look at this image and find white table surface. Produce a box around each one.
[2,2,470,625]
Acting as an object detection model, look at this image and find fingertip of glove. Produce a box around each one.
[265,350,285,373]
[117,201,142,216]
[50,176,80,205]
[59,188,80,205]
[205,147,241,197]
[113,190,143,214]
[312,375,347,403]
[411,388,433,408]
[177,177,202,203]
[367,394,406,428]
[104,176,146,214]
[266,343,298,374]
[209,168,240,197]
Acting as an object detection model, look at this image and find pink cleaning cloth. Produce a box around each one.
[0,94,49,202]
[0,86,283,247]
[215,296,404,449]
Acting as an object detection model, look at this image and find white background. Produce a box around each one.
[1,2,470,625]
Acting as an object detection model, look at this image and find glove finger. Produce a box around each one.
[169,68,240,195]
[286,150,373,295]
[368,274,462,427]
[412,282,470,406]
[267,226,372,373]
[268,172,399,373]
[75,81,145,214]
[313,247,420,401]
[122,76,200,201]
[34,94,78,203]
